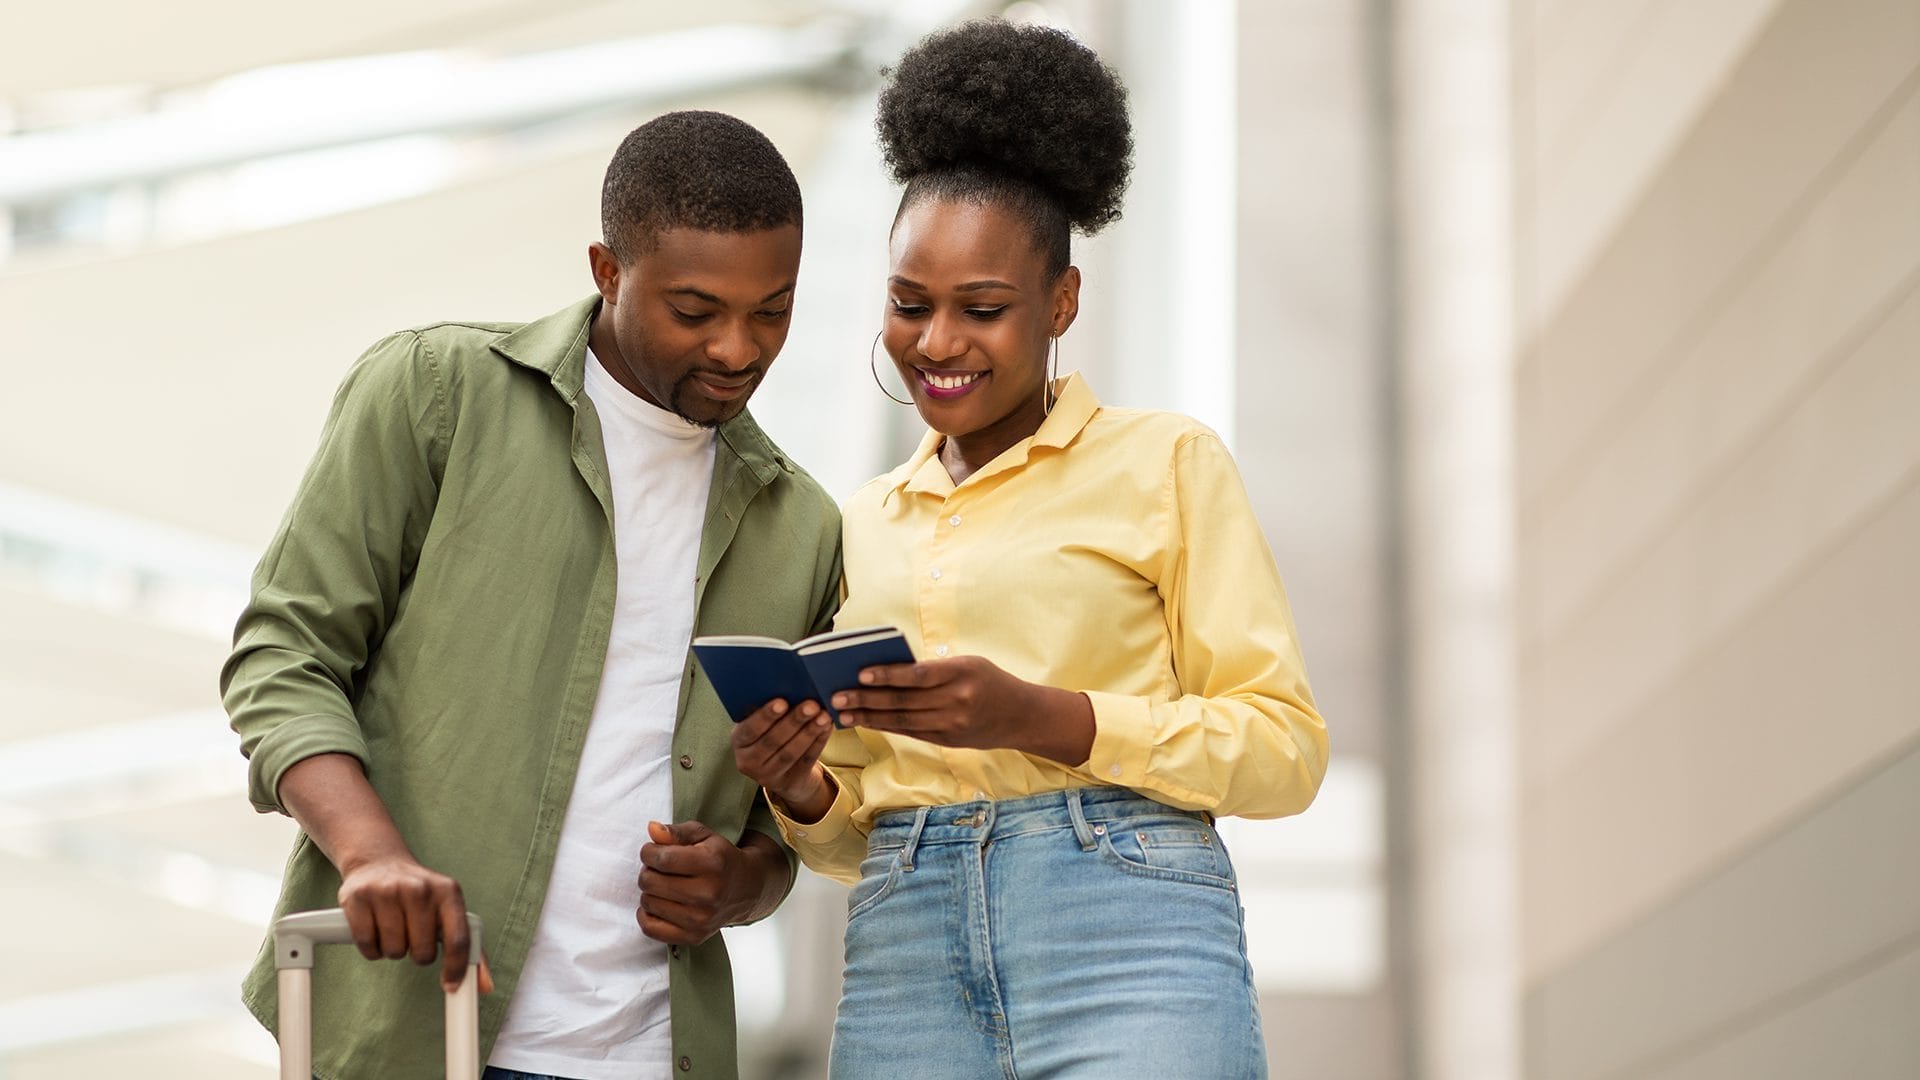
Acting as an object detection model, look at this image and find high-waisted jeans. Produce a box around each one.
[831,786,1267,1079]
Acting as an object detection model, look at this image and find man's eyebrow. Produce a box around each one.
[666,284,795,306]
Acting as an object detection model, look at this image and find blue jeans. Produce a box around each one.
[831,787,1267,1079]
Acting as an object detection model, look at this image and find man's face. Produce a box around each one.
[588,224,803,427]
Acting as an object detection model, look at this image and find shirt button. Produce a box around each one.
[670,944,681,958]
[794,829,807,839]
[934,645,950,657]
[929,567,942,580]
[679,1055,693,1071]
[679,754,694,770]
[949,514,962,527]
[973,790,986,800]
[1108,764,1123,778]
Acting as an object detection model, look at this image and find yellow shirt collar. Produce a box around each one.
[887,371,1100,497]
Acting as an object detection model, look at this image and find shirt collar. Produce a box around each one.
[492,294,600,401]
[888,371,1100,497]
[496,295,787,487]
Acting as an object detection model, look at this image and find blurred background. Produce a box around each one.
[0,0,1914,1077]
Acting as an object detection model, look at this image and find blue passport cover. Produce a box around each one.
[691,626,915,724]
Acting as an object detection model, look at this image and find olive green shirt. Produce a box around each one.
[221,296,841,1079]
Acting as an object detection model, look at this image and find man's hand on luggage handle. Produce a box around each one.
[279,752,493,994]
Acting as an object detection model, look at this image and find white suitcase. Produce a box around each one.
[271,907,485,1079]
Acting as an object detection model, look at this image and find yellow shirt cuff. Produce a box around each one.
[768,773,859,848]
[1083,690,1155,787]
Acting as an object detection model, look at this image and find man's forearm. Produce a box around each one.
[278,752,415,875]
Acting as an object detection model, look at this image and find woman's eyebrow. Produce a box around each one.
[887,275,1018,293]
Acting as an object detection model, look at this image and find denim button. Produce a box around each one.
[1092,824,1106,836]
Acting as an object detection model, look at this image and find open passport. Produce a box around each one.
[691,625,915,725]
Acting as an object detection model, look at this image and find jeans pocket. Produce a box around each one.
[846,843,905,922]
[1097,819,1236,890]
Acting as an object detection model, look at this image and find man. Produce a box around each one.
[221,111,840,1079]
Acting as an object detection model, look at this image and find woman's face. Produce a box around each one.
[882,197,1077,445]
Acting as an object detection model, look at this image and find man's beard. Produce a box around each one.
[667,368,762,428]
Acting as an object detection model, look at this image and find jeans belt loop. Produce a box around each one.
[1065,788,1098,851]
[900,807,930,872]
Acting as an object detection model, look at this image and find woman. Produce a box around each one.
[731,20,1327,1079]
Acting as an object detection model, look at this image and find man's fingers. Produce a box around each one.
[639,911,698,946]
[402,884,440,967]
[341,896,381,961]
[437,892,471,990]
[640,863,725,906]
[640,839,722,878]
[664,819,717,847]
[639,888,709,925]
[370,896,410,960]
[638,892,724,947]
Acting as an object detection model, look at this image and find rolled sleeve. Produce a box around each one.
[243,712,370,814]
[220,331,447,815]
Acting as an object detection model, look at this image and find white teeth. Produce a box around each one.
[927,371,981,390]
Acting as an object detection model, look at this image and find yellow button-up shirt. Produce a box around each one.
[775,373,1328,883]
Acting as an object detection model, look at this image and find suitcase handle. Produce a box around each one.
[272,907,484,1079]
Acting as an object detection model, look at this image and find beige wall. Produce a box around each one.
[1512,0,1920,1075]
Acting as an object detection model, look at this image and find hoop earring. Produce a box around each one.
[870,332,913,406]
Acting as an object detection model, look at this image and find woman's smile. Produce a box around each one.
[918,368,987,398]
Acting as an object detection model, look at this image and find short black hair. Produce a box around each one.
[875,20,1133,280]
[600,110,803,260]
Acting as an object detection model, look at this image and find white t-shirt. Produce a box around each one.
[488,349,716,1079]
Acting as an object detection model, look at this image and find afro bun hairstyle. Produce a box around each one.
[876,20,1133,276]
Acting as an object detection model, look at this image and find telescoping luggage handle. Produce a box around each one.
[272,907,484,1080]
